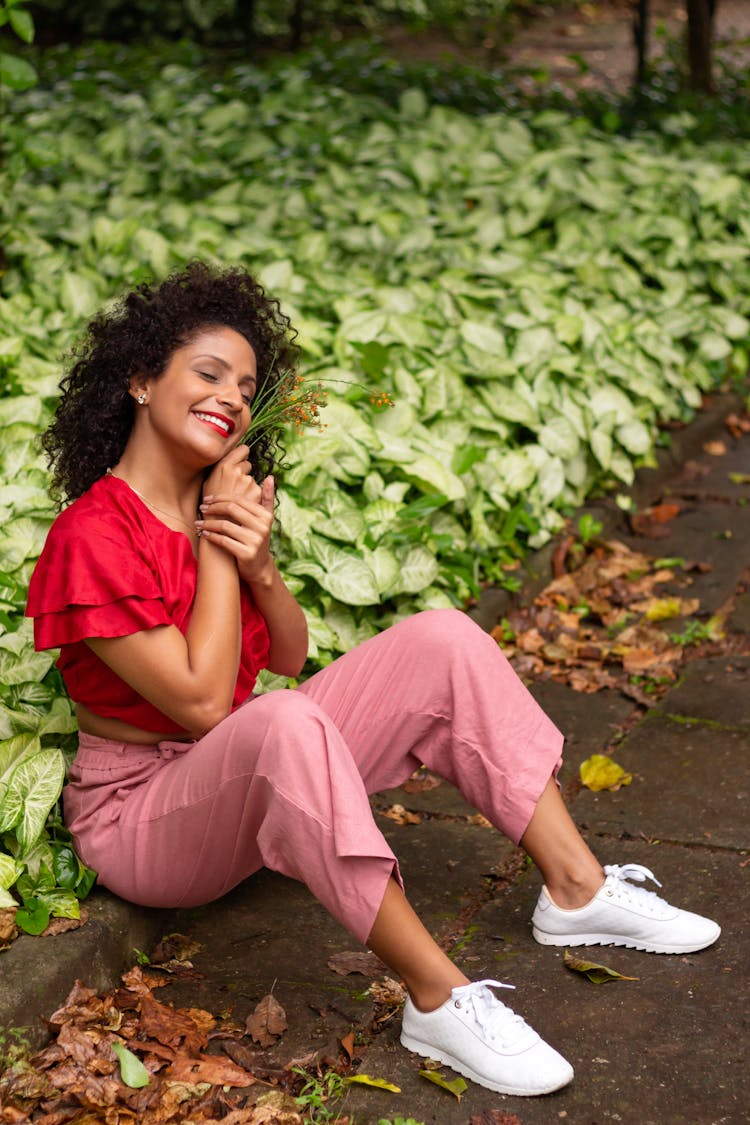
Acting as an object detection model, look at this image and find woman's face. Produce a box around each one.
[136,327,256,466]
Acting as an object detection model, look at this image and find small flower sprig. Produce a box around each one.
[242,368,329,445]
[241,360,394,447]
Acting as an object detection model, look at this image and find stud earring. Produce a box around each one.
[136,393,146,405]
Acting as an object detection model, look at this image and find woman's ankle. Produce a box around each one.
[544,869,605,910]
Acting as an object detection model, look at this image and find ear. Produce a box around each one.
[127,375,148,405]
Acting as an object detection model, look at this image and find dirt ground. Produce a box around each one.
[383,0,750,94]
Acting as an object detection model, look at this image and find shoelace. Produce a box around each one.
[453,980,533,1047]
[603,863,669,914]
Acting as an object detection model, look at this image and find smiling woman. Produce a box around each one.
[25,261,720,1100]
[41,262,295,503]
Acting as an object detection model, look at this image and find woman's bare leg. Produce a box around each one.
[367,777,605,1010]
[520,777,604,908]
[367,878,469,1011]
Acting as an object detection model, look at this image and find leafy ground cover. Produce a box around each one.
[0,37,749,927]
[0,956,415,1124]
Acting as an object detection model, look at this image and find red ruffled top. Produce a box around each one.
[25,474,270,733]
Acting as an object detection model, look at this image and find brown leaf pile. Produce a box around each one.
[494,537,711,700]
[0,967,305,1125]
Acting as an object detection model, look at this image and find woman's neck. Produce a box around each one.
[111,447,204,521]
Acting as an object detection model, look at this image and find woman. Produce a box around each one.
[27,262,719,1099]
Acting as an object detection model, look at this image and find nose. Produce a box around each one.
[217,381,244,411]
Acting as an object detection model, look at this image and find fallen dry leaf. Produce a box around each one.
[703,439,727,456]
[120,964,168,995]
[419,1068,467,1100]
[631,596,700,622]
[245,994,287,1047]
[340,1031,355,1061]
[564,948,639,983]
[47,979,110,1030]
[621,646,680,675]
[402,771,443,794]
[213,1037,260,1072]
[725,412,750,438]
[41,908,89,937]
[150,932,203,966]
[629,503,681,538]
[181,1007,216,1036]
[164,1052,256,1087]
[368,977,407,1007]
[327,950,387,977]
[564,666,618,693]
[138,992,208,1055]
[239,1089,304,1124]
[0,1063,58,1102]
[579,754,632,792]
[0,906,18,945]
[345,1073,400,1092]
[382,802,421,825]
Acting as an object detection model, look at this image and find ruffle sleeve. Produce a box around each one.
[27,509,171,650]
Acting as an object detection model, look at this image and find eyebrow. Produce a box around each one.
[194,353,256,384]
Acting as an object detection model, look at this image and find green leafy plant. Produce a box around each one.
[293,1067,346,1122]
[0,1026,31,1070]
[0,0,36,90]
[577,513,603,544]
[668,620,717,647]
[378,1118,426,1125]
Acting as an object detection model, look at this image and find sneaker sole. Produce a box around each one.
[532,924,721,954]
[399,1031,574,1097]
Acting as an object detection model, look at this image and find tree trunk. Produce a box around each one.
[244,0,256,42]
[290,0,305,49]
[685,0,718,92]
[632,0,650,90]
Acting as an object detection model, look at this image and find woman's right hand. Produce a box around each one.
[202,443,257,505]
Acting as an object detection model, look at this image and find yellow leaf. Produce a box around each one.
[418,1070,467,1100]
[640,596,685,622]
[579,753,632,792]
[564,948,639,984]
[345,1074,401,1092]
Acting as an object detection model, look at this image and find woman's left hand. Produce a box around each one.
[197,475,276,586]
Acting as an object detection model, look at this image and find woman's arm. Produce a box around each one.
[86,536,240,736]
[197,475,308,677]
[85,448,254,736]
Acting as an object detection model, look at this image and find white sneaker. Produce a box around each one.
[532,863,721,954]
[400,979,574,1097]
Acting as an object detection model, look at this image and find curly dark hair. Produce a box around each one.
[43,261,299,503]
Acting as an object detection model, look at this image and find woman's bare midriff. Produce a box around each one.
[76,702,192,745]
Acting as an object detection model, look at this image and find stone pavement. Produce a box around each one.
[1,396,749,1124]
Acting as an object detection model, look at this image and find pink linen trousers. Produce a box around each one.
[63,610,563,944]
